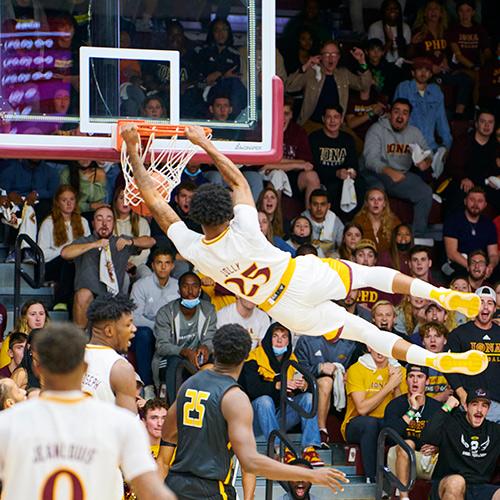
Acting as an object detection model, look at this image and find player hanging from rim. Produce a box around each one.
[120,124,487,376]
[158,323,349,498]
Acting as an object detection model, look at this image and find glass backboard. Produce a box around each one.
[0,0,282,164]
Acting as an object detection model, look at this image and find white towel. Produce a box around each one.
[431,146,446,179]
[99,245,119,295]
[18,204,37,250]
[340,177,357,213]
[332,362,346,411]
[409,143,432,165]
[260,169,293,197]
[358,353,401,372]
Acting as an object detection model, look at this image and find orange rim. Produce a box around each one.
[116,119,211,149]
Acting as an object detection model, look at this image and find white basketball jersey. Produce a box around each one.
[0,391,156,500]
[82,345,124,403]
[168,204,290,304]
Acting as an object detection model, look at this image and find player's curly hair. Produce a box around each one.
[189,184,233,227]
[86,294,136,326]
[213,324,252,366]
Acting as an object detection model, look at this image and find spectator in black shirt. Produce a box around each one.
[309,105,365,218]
[446,286,500,423]
[422,389,500,500]
[445,109,498,213]
[384,365,441,499]
[443,187,499,274]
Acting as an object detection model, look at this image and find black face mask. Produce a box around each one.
[397,242,411,252]
[291,234,310,245]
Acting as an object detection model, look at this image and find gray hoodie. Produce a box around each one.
[363,116,428,174]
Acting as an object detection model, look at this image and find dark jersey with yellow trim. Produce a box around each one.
[171,370,238,481]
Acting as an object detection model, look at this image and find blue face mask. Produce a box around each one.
[181,297,201,309]
[272,345,288,356]
[184,168,202,177]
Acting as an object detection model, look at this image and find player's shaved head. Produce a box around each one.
[189,184,233,227]
[32,323,87,374]
[213,324,252,366]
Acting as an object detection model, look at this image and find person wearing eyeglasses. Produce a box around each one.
[285,40,372,133]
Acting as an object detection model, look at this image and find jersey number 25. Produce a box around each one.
[224,263,271,298]
[183,389,210,428]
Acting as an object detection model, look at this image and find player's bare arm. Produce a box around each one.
[120,124,181,234]
[222,388,349,492]
[129,471,177,500]
[185,125,254,207]
[157,401,178,479]
[110,358,138,414]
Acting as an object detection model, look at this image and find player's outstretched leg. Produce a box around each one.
[344,261,480,318]
[339,311,488,376]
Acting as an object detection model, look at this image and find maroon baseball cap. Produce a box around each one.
[412,57,433,71]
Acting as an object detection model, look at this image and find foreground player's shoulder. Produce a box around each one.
[221,385,251,417]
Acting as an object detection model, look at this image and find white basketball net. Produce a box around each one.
[120,130,209,208]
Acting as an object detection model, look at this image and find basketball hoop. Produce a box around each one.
[114,120,212,216]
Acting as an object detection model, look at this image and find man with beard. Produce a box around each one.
[363,98,433,237]
[446,287,500,422]
[466,250,490,291]
[61,205,155,327]
[82,294,138,414]
[422,389,500,500]
[279,458,318,500]
[443,187,498,276]
[384,365,441,500]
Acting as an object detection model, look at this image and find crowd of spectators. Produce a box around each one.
[1,0,500,497]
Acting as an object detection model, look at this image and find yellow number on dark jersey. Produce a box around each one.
[182,389,210,428]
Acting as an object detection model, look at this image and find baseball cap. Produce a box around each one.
[425,301,445,312]
[406,364,429,377]
[475,286,497,304]
[354,239,378,255]
[412,57,433,71]
[466,387,491,405]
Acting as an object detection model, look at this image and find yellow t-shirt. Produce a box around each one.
[341,361,407,439]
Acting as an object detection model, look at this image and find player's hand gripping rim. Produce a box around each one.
[120,123,141,151]
[314,467,349,493]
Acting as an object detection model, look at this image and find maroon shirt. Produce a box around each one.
[447,23,489,68]
[283,121,313,162]
[411,30,448,66]
[0,365,12,378]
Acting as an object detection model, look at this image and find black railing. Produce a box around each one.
[13,234,45,322]
[265,359,318,500]
[265,429,298,500]
[375,427,417,500]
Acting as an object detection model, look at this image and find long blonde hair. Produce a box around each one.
[355,188,399,243]
[50,185,85,247]
[256,186,284,238]
[413,0,448,38]
[112,188,140,237]
[14,300,50,334]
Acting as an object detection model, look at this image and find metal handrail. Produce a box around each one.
[264,360,318,500]
[279,360,318,431]
[265,429,298,500]
[13,234,45,322]
[375,427,417,500]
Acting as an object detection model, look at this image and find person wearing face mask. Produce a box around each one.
[152,272,217,404]
[239,323,324,467]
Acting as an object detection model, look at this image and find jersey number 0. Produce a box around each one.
[41,468,85,499]
[182,389,210,428]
